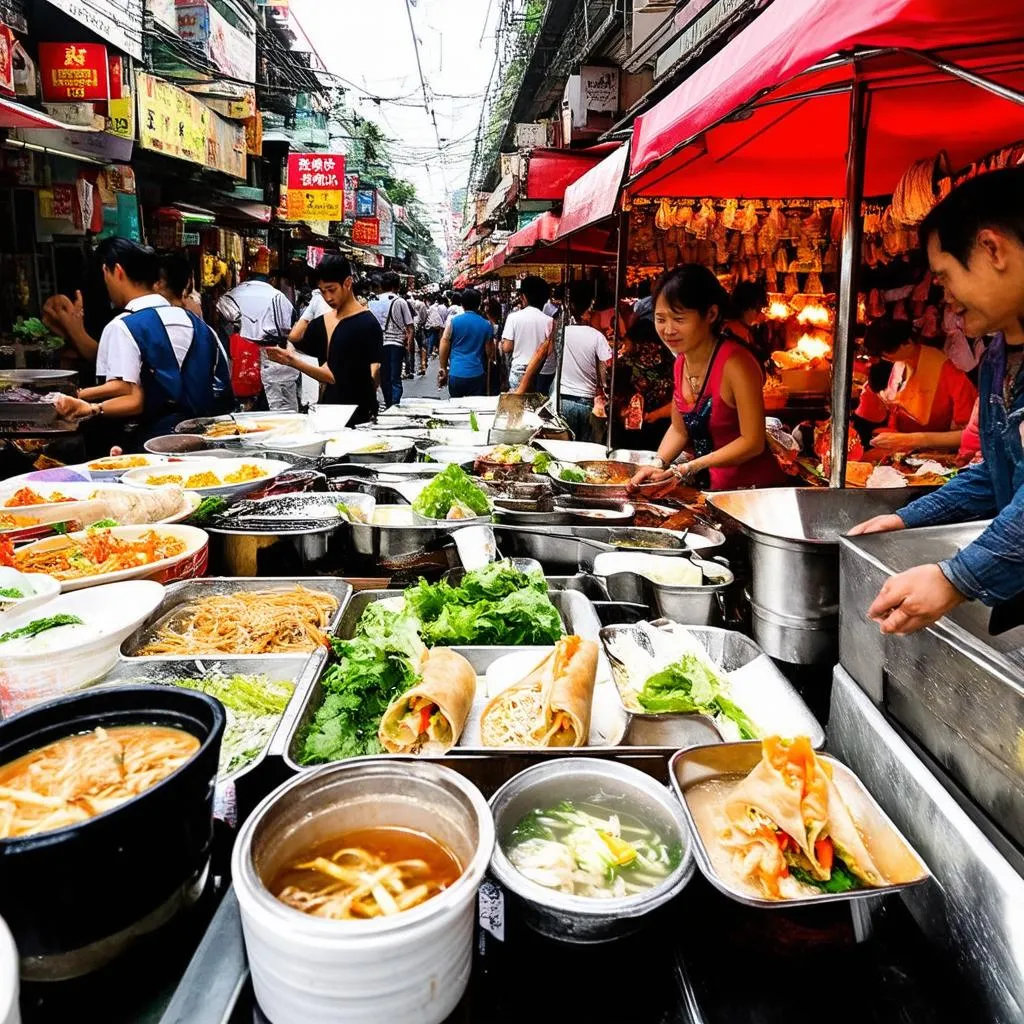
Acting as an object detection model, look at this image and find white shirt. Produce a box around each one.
[425,302,446,330]
[559,324,612,399]
[369,292,414,347]
[299,291,330,323]
[96,294,194,385]
[503,305,556,374]
[219,279,295,343]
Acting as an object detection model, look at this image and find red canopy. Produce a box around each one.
[0,97,95,131]
[507,211,561,250]
[629,0,1024,196]
[479,246,507,277]
[556,145,629,240]
[525,143,620,201]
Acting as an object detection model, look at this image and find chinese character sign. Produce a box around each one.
[351,217,380,247]
[343,173,359,218]
[286,153,345,221]
[38,42,109,102]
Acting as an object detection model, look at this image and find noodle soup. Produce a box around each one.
[269,827,462,920]
[0,724,199,839]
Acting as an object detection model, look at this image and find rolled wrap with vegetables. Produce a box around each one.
[480,636,598,748]
[378,648,477,754]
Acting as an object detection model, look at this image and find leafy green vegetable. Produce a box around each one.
[509,809,555,845]
[559,465,587,483]
[533,451,553,475]
[189,496,228,524]
[469,410,480,432]
[51,521,72,535]
[0,614,84,645]
[637,654,760,739]
[0,587,24,599]
[173,673,294,776]
[790,862,859,894]
[411,463,490,519]
[300,618,424,765]
[89,518,119,529]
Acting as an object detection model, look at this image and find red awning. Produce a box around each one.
[556,145,629,240]
[453,272,471,288]
[0,97,95,131]
[525,143,620,201]
[507,211,561,250]
[479,246,508,278]
[629,0,1024,195]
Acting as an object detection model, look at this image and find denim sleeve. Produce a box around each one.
[940,482,1024,604]
[896,462,998,529]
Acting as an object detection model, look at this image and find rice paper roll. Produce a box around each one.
[378,648,476,755]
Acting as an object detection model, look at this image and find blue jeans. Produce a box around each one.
[560,394,595,442]
[449,374,486,399]
[382,345,406,407]
[508,368,554,395]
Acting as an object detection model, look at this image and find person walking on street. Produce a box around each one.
[503,276,556,394]
[370,272,415,407]
[438,288,494,398]
[424,294,446,369]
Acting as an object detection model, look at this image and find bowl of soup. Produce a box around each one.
[233,759,494,1024]
[489,758,694,942]
[0,686,225,981]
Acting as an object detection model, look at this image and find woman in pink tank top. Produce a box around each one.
[631,265,785,492]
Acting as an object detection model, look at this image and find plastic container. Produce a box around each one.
[233,759,495,1024]
[0,916,17,1024]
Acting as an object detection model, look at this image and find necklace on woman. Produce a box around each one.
[685,341,717,397]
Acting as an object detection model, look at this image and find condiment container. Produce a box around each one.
[0,686,224,981]
[488,758,695,942]
[233,759,495,1024]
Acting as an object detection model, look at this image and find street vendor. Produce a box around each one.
[51,238,231,447]
[851,167,1024,635]
[855,317,976,452]
[631,264,786,491]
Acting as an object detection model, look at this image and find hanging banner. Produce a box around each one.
[375,191,395,258]
[176,1,256,84]
[42,1,144,60]
[209,105,246,178]
[355,188,376,217]
[146,0,177,31]
[107,96,135,139]
[38,185,75,220]
[244,110,262,156]
[343,173,358,218]
[0,23,14,96]
[286,152,344,221]
[351,217,380,247]
[38,43,109,103]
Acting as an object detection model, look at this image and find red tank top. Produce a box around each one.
[674,339,785,491]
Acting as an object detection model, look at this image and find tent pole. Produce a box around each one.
[830,78,869,489]
[607,208,630,450]
[901,49,1024,107]
[554,238,570,421]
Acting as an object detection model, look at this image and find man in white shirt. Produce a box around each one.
[368,272,414,407]
[502,276,557,394]
[53,238,230,446]
[287,287,330,346]
[219,261,298,412]
[515,281,611,442]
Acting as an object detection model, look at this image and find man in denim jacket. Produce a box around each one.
[852,167,1024,635]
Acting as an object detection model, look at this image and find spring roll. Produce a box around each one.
[378,648,476,755]
[479,636,598,748]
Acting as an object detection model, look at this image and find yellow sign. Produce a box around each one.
[288,189,342,222]
[107,96,135,140]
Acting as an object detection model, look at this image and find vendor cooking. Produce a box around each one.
[855,316,976,452]
[631,265,786,491]
[51,238,231,447]
[851,166,1024,635]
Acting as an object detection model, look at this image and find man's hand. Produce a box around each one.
[265,345,296,368]
[870,432,917,450]
[54,395,94,421]
[437,367,449,388]
[848,513,906,536]
[867,563,966,635]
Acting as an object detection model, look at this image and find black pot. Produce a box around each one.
[0,686,225,981]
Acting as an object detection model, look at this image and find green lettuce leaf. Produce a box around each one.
[411,463,490,519]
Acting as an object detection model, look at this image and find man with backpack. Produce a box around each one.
[369,272,414,407]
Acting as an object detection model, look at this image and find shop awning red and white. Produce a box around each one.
[628,0,1024,198]
[0,97,95,131]
[555,144,629,240]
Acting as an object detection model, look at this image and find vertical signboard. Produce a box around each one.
[286,153,345,221]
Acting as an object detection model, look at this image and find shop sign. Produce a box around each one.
[355,188,376,217]
[176,1,256,85]
[182,230,200,246]
[107,96,135,139]
[244,110,262,156]
[343,173,358,218]
[42,1,144,60]
[146,0,177,31]
[286,153,344,221]
[351,217,380,247]
[514,122,548,149]
[208,105,246,178]
[38,43,109,103]
[0,22,13,95]
[375,191,395,258]
[38,184,75,220]
[581,66,619,113]
[306,246,324,267]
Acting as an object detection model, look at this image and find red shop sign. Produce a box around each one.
[351,217,380,247]
[38,42,109,103]
[286,153,345,191]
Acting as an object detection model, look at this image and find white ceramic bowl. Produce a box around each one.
[78,454,170,481]
[0,916,17,1024]
[255,433,327,459]
[0,580,166,715]
[0,568,61,617]
[120,458,290,499]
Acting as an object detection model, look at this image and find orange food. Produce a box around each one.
[184,472,220,489]
[5,488,74,508]
[87,455,150,471]
[145,474,185,487]
[223,464,267,485]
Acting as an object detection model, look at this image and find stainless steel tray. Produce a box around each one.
[670,741,932,908]
[100,655,323,784]
[119,576,353,660]
[600,623,824,748]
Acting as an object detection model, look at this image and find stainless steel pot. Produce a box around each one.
[488,759,694,943]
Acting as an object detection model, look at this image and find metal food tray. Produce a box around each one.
[0,399,58,424]
[669,741,932,909]
[600,623,825,748]
[284,588,711,771]
[119,576,353,661]
[99,655,323,785]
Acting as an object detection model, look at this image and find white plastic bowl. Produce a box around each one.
[121,458,290,499]
[0,580,165,715]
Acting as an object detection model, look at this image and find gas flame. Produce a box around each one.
[796,303,831,327]
[766,300,792,320]
[795,333,832,361]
